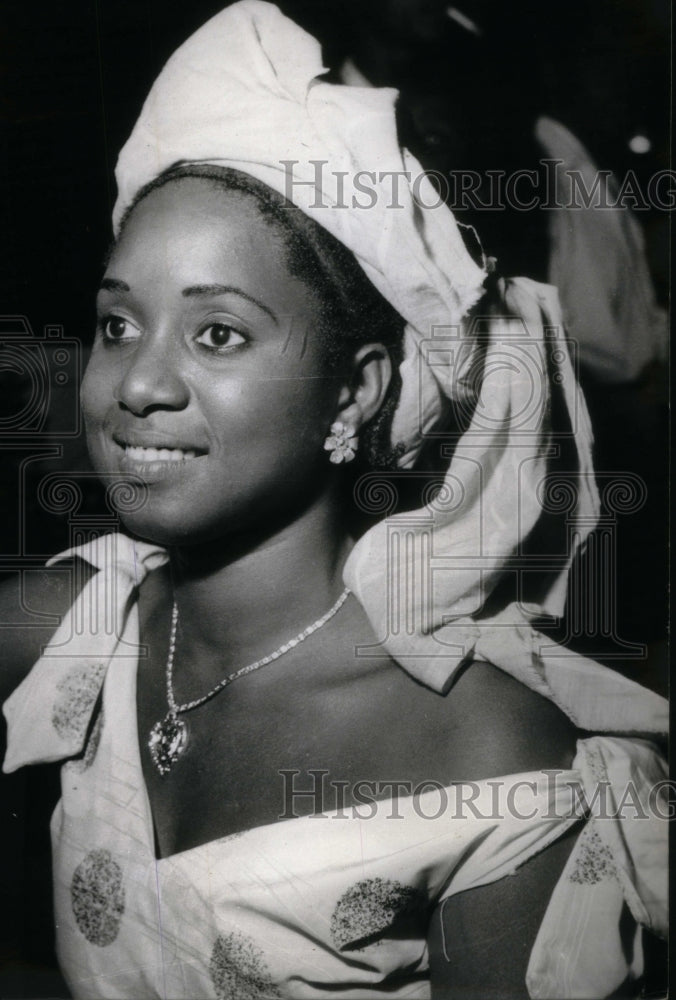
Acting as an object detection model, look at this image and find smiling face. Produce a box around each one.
[81,177,345,545]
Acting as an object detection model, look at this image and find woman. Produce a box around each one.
[1,3,667,998]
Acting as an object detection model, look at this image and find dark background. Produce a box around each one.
[0,1,670,996]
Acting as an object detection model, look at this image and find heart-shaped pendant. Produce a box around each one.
[148,712,188,776]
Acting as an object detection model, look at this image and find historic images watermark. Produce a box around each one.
[278,769,674,822]
[281,159,676,212]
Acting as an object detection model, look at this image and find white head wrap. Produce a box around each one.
[110,0,666,727]
[113,0,485,469]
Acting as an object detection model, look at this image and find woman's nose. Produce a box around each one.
[115,337,190,415]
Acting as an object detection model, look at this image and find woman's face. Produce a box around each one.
[81,178,343,545]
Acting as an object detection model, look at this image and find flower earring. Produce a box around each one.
[324,420,359,464]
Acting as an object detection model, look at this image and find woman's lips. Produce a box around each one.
[115,441,208,481]
[124,444,199,462]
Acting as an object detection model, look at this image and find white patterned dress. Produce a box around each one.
[3,534,668,999]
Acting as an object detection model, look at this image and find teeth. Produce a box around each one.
[125,445,198,462]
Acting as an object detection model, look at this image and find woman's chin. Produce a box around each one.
[113,503,252,550]
[113,509,208,549]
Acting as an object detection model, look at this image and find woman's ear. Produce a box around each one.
[335,343,392,431]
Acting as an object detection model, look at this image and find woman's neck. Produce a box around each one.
[165,491,352,663]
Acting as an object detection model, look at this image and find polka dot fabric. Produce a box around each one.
[330,879,427,950]
[52,664,106,744]
[71,849,125,946]
[210,932,281,1000]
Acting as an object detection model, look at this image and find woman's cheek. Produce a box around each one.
[80,352,104,423]
[80,360,110,467]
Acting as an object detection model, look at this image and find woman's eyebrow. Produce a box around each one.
[99,277,130,293]
[97,279,278,324]
[182,284,278,323]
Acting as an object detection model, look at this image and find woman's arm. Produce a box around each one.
[426,661,582,999]
[428,825,579,999]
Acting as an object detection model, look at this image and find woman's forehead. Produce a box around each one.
[111,180,290,279]
[118,177,277,245]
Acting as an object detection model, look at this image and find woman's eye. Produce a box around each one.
[100,315,140,342]
[195,323,247,351]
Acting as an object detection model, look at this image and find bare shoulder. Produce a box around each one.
[0,560,95,703]
[439,659,582,778]
[387,658,582,785]
[329,601,582,784]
